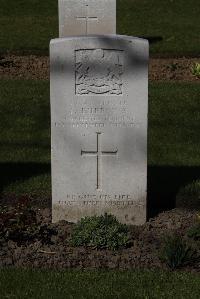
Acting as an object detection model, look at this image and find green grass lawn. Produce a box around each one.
[0,80,200,206]
[0,0,199,55]
[149,83,200,166]
[0,269,200,299]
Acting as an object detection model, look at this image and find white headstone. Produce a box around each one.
[50,35,149,225]
[58,0,116,37]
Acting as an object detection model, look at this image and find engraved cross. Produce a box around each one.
[76,3,98,34]
[81,132,118,190]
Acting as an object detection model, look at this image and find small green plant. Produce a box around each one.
[167,62,179,72]
[191,62,200,78]
[70,213,130,250]
[159,234,198,270]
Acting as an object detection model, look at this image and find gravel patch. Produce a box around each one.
[0,55,200,82]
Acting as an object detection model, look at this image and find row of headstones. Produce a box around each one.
[59,0,116,36]
[51,0,149,225]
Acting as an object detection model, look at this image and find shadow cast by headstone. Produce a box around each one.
[147,165,200,219]
[140,36,163,44]
[2,162,199,221]
[0,162,50,197]
[50,35,148,76]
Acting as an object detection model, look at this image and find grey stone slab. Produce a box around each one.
[58,0,116,37]
[50,35,149,225]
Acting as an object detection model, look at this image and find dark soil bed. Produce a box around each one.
[0,55,200,82]
[0,196,199,271]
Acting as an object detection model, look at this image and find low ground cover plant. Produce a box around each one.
[191,62,200,78]
[166,62,179,72]
[70,213,131,250]
[159,233,198,270]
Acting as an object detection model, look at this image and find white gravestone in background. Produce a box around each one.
[59,0,116,37]
[50,35,148,225]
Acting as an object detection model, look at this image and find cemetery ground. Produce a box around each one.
[0,80,200,272]
[1,84,200,295]
[0,0,200,297]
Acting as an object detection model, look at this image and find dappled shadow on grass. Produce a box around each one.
[0,162,50,195]
[148,166,200,219]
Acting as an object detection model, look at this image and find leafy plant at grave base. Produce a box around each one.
[176,180,200,209]
[191,62,200,78]
[70,213,131,250]
[159,233,198,270]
